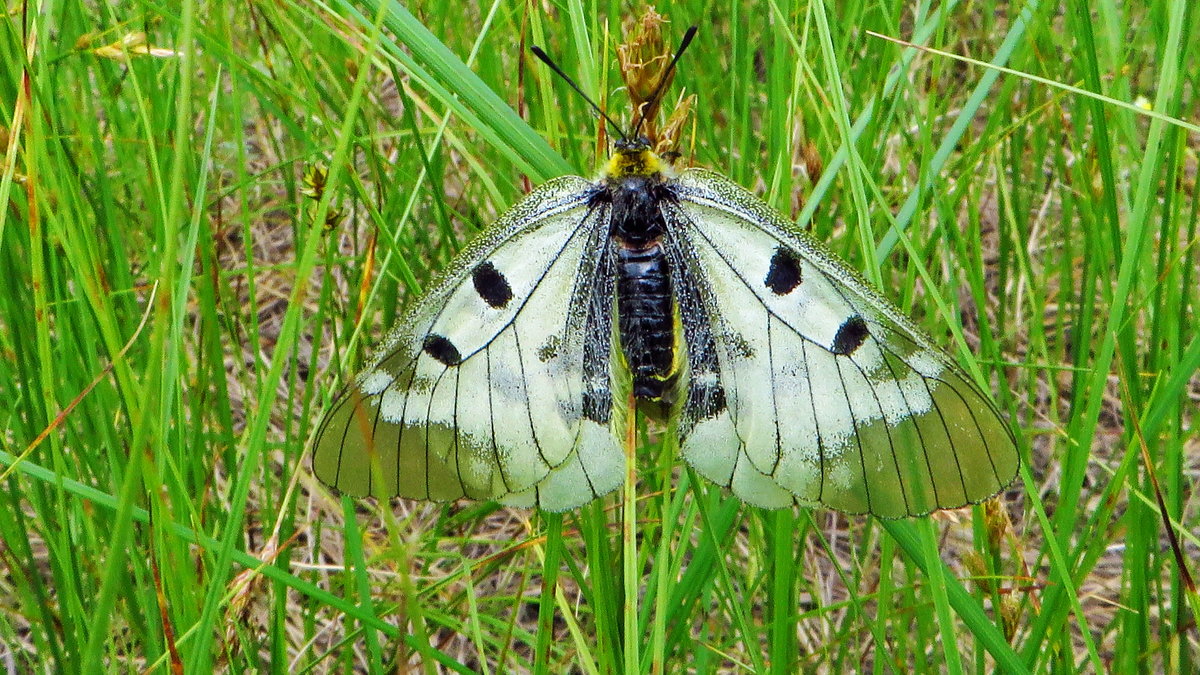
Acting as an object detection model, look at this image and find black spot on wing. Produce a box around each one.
[831,315,869,356]
[764,247,803,295]
[472,261,513,308]
[422,334,462,366]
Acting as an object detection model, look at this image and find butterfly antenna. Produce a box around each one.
[530,45,627,141]
[631,25,698,140]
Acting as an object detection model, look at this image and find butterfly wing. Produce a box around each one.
[665,169,1019,517]
[312,176,627,512]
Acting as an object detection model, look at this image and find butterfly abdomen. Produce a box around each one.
[616,245,674,399]
[602,171,677,401]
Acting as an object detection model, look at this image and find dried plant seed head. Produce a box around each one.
[655,92,695,162]
[802,141,824,183]
[618,8,674,143]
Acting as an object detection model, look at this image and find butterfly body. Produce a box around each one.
[603,140,680,402]
[312,139,1018,516]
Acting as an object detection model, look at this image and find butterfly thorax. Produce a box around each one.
[593,140,679,402]
[597,139,674,251]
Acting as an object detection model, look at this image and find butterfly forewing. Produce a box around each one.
[312,177,629,510]
[666,169,1019,518]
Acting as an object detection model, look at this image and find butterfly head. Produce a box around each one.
[531,23,697,184]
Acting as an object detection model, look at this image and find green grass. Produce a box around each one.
[1,0,1198,672]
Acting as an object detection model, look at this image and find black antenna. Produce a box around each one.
[631,25,699,140]
[529,45,627,141]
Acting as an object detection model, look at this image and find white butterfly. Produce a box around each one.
[311,31,1019,517]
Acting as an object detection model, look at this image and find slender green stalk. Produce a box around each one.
[622,405,640,675]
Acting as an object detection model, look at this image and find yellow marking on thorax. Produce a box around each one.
[604,148,664,179]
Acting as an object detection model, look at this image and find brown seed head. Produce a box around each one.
[617,9,673,142]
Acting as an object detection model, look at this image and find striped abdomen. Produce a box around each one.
[616,244,674,399]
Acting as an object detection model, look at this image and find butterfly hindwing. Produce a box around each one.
[312,176,628,511]
[666,169,1019,518]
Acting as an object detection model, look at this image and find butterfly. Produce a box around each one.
[311,27,1019,517]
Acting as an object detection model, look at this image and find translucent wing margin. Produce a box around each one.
[311,177,627,512]
[666,169,1019,517]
